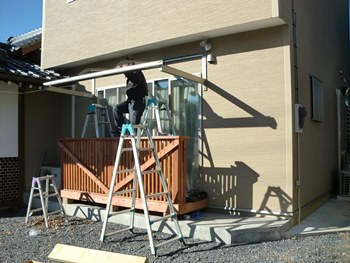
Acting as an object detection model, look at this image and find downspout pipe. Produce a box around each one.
[71,84,76,137]
[337,88,342,174]
[292,0,302,225]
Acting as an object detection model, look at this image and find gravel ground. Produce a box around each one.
[1,207,350,263]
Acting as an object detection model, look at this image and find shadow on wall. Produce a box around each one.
[200,162,259,210]
[202,80,277,129]
[259,186,292,218]
[199,79,279,211]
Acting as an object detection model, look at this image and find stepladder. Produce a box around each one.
[141,97,176,136]
[25,175,65,228]
[81,104,113,138]
[100,123,185,255]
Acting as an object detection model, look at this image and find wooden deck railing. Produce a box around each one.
[58,136,207,214]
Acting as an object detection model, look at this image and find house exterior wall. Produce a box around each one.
[41,0,349,216]
[24,91,73,190]
[200,26,293,212]
[0,82,21,206]
[41,0,285,69]
[291,1,350,206]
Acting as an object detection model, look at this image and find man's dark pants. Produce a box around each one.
[113,98,146,135]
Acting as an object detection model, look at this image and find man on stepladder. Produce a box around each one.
[113,60,148,136]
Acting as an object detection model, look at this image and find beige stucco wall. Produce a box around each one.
[200,26,293,212]
[42,0,285,69]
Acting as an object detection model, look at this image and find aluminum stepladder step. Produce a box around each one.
[25,175,66,228]
[141,97,176,136]
[81,103,113,138]
[100,123,184,255]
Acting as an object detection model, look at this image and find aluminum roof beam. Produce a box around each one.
[43,61,164,87]
[160,65,206,85]
[42,60,207,97]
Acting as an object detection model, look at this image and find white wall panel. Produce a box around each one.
[0,83,18,157]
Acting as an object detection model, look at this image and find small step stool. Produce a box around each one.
[100,123,184,255]
[25,175,65,228]
[141,97,175,135]
[81,104,113,138]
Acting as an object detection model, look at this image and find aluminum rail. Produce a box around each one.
[161,65,206,85]
[43,60,164,87]
[45,86,94,98]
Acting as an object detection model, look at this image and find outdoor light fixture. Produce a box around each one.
[200,39,212,52]
[207,53,217,64]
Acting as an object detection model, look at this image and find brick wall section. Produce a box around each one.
[0,157,19,206]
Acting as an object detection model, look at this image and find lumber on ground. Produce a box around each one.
[48,244,149,263]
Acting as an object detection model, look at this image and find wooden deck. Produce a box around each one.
[58,136,208,215]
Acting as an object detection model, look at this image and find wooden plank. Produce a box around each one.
[60,190,208,215]
[48,244,148,263]
[21,41,41,55]
[177,198,209,215]
[60,190,170,213]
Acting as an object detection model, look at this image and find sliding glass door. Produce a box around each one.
[170,79,200,190]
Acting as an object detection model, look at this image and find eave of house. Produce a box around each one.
[0,39,61,93]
